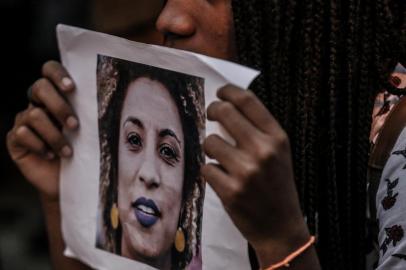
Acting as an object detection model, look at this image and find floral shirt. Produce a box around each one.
[367,64,406,269]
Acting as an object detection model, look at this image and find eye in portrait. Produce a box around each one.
[95,55,205,270]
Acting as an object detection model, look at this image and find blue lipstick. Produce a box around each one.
[131,197,161,228]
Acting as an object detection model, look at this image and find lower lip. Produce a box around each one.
[134,208,159,228]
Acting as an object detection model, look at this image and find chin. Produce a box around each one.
[122,222,170,262]
[132,242,162,260]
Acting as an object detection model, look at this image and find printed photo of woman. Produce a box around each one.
[95,55,205,270]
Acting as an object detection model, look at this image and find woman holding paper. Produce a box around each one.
[6,0,404,269]
[96,56,205,269]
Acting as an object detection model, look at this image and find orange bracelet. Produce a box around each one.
[263,235,316,270]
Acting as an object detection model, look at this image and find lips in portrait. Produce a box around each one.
[132,197,162,228]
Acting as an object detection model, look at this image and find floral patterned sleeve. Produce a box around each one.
[376,127,406,269]
[369,65,406,269]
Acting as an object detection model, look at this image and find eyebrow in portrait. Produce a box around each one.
[124,117,144,129]
[159,129,181,145]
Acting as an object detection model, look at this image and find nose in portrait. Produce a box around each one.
[136,144,161,190]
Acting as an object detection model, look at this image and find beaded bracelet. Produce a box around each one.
[263,235,316,270]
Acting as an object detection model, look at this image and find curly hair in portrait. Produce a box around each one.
[232,0,405,269]
[96,55,205,269]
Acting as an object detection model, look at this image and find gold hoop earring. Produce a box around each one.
[175,227,186,253]
[110,203,119,229]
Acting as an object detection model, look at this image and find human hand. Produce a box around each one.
[7,61,78,201]
[370,72,406,144]
[201,85,312,268]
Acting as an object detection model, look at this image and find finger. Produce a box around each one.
[13,111,25,126]
[203,134,250,174]
[207,101,263,148]
[30,78,78,130]
[23,107,72,157]
[217,85,279,134]
[13,125,55,159]
[201,163,236,204]
[41,60,75,92]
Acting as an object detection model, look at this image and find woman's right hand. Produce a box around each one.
[6,61,79,201]
[202,85,320,269]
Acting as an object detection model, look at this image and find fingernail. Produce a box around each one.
[47,152,55,160]
[66,116,79,130]
[61,146,72,157]
[62,77,73,89]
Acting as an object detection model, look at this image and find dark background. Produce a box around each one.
[0,1,163,269]
[0,1,89,269]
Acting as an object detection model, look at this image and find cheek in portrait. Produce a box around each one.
[117,78,185,261]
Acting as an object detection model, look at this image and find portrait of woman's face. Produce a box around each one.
[117,77,185,265]
[96,55,205,270]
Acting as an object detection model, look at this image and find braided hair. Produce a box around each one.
[232,0,405,269]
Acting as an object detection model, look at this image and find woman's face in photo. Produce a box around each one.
[117,77,185,266]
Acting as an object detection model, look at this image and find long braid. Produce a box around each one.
[278,0,296,130]
[276,0,301,206]
[325,0,344,268]
[358,2,375,267]
[251,1,269,109]
[265,0,282,120]
[268,0,308,213]
[295,0,312,218]
[305,0,323,234]
[343,0,359,264]
[232,2,248,65]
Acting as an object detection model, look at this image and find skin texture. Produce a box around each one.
[118,78,184,269]
[6,1,320,269]
[156,0,236,60]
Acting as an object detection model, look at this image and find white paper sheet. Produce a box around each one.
[57,24,259,270]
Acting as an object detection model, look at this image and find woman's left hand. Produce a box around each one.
[201,85,317,268]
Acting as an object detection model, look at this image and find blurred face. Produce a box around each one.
[109,0,236,60]
[118,77,185,268]
[92,0,165,44]
[156,0,236,60]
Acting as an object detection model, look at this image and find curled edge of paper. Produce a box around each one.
[56,24,260,90]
